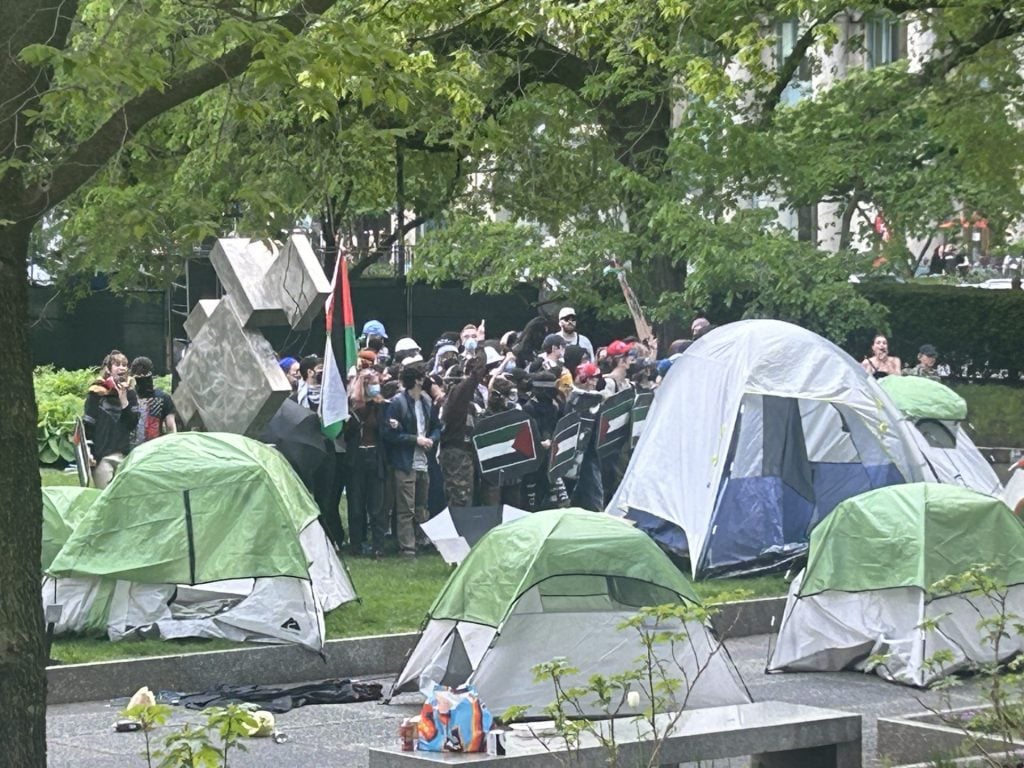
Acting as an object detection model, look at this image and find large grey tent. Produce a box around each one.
[609,320,928,578]
[392,510,749,717]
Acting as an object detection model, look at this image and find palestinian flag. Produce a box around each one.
[472,410,540,481]
[320,253,357,439]
[596,389,634,459]
[548,412,582,480]
[631,391,654,447]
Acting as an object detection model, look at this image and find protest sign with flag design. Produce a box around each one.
[548,412,582,480]
[631,391,654,448]
[320,253,357,438]
[596,389,634,459]
[472,410,540,481]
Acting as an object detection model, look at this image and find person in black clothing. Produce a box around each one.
[347,367,387,556]
[439,356,485,508]
[128,356,177,449]
[383,366,441,556]
[522,371,567,510]
[84,349,140,489]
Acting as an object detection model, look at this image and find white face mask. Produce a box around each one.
[367,384,381,398]
[464,338,477,352]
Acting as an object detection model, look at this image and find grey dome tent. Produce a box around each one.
[878,375,1002,496]
[608,320,929,578]
[391,509,749,717]
[48,432,356,651]
[769,484,1024,686]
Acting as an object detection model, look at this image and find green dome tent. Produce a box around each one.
[769,484,1024,686]
[878,376,1001,496]
[40,486,114,636]
[41,486,100,571]
[392,509,749,717]
[48,432,356,650]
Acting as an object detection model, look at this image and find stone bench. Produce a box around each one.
[369,701,861,768]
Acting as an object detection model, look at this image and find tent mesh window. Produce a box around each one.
[916,419,957,449]
[530,575,685,613]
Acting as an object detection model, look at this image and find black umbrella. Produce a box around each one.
[260,399,332,495]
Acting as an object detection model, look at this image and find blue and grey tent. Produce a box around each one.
[608,320,929,578]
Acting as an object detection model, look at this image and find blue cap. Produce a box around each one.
[362,320,387,339]
[279,356,298,374]
[656,358,673,377]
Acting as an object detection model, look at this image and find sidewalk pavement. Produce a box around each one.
[47,633,990,768]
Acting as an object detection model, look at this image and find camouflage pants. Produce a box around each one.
[440,446,475,508]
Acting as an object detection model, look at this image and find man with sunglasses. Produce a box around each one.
[556,307,594,360]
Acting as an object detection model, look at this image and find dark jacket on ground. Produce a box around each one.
[383,389,441,472]
[83,382,140,460]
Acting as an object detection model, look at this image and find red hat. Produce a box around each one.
[576,362,601,383]
[606,340,634,357]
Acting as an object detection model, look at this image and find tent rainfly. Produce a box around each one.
[47,432,356,651]
[878,375,1002,497]
[769,483,1024,686]
[391,509,750,717]
[608,319,928,578]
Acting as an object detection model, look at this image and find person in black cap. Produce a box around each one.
[529,334,566,372]
[904,344,941,381]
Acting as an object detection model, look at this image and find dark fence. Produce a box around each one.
[30,287,169,373]
[30,280,546,374]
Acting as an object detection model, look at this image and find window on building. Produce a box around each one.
[776,19,812,104]
[864,15,907,68]
[797,205,817,244]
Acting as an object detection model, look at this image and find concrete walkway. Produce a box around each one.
[47,633,990,768]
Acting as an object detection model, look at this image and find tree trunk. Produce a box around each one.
[0,222,47,767]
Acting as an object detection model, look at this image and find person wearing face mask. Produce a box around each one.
[128,356,177,450]
[297,355,323,411]
[439,355,486,508]
[522,372,568,510]
[383,366,441,557]
[478,375,524,507]
[347,368,387,557]
[460,321,484,358]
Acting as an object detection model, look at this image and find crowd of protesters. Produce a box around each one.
[82,313,943,560]
[276,311,713,558]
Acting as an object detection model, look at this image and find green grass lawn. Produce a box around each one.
[42,469,787,665]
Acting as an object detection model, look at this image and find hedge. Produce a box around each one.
[850,282,1024,381]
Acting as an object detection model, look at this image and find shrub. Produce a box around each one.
[35,366,96,466]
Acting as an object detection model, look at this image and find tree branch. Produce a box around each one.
[349,214,428,278]
[15,0,339,221]
[760,15,837,117]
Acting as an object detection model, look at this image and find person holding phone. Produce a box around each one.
[83,349,140,488]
